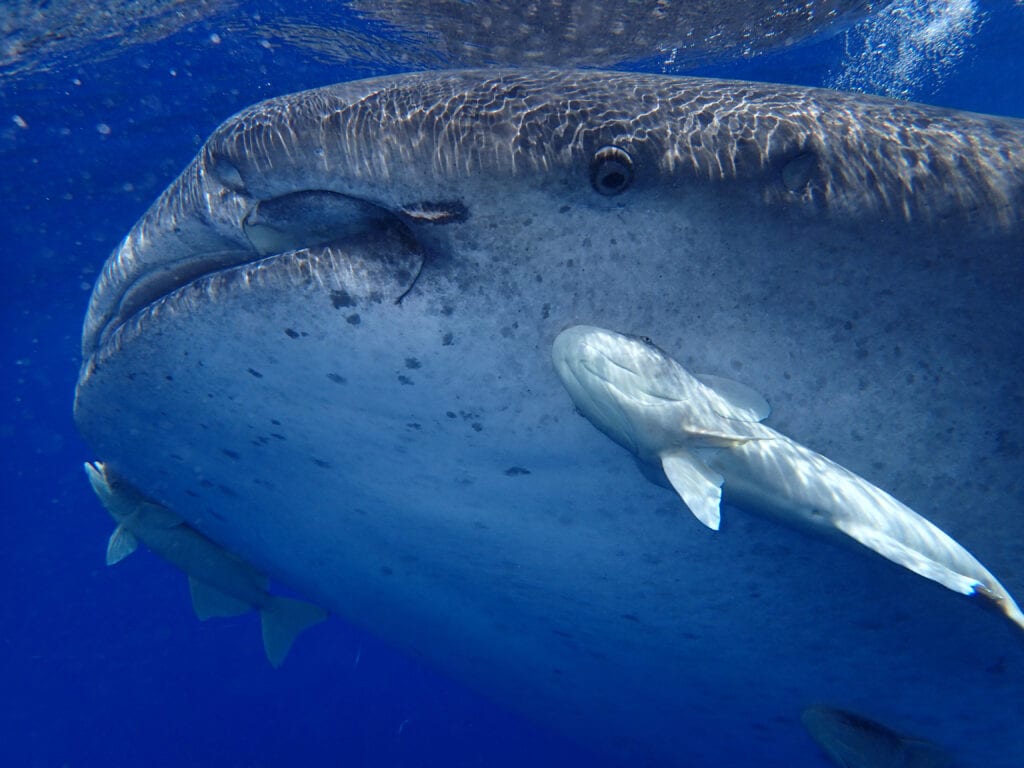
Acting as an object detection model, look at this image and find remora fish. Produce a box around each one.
[85,461,326,667]
[73,70,1024,766]
[551,325,1024,631]
[801,705,951,768]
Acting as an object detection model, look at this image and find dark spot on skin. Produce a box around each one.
[312,458,332,469]
[271,419,281,425]
[380,566,394,576]
[199,479,214,488]
[566,258,575,268]
[185,489,199,498]
[271,433,286,440]
[541,303,550,319]
[551,629,574,639]
[407,423,421,430]
[331,289,355,308]
[127,373,136,381]
[471,422,483,432]
[504,467,531,476]
[346,314,361,325]
[558,205,571,213]
[165,374,173,381]
[996,430,1021,457]
[405,357,421,369]
[247,368,263,378]
[621,614,640,623]
[222,449,239,460]
[441,305,454,316]
[552,668,564,676]
[397,375,414,385]
[284,328,300,339]
[217,484,238,498]
[446,411,456,419]
[442,332,454,346]
[327,373,346,384]
[170,453,184,461]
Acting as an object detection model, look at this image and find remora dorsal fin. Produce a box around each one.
[189,576,252,620]
[695,374,771,422]
[661,451,724,530]
[106,525,138,565]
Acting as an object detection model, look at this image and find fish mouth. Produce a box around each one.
[81,181,421,361]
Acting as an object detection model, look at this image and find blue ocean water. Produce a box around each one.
[1,2,1021,766]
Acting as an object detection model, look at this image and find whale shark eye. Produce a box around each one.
[590,146,633,196]
[640,336,654,345]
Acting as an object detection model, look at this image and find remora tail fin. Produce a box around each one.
[261,597,328,667]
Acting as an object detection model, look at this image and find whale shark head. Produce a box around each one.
[74,69,1024,767]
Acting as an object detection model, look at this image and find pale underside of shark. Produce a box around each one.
[551,324,1024,631]
[74,69,1024,767]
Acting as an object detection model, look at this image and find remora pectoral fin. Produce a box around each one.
[661,452,725,531]
[189,576,252,620]
[833,519,983,596]
[106,525,138,565]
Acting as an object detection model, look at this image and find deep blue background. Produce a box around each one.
[2,2,1021,766]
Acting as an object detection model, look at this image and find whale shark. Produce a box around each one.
[551,324,1024,630]
[73,69,1024,766]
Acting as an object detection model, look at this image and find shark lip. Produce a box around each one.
[76,223,426,407]
[83,188,414,359]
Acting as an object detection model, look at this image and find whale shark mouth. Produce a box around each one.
[83,188,424,360]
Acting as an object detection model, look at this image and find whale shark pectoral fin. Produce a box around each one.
[188,575,253,620]
[694,374,771,422]
[832,518,983,596]
[106,524,139,565]
[661,451,724,531]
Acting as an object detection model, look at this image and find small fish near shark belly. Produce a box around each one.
[85,461,327,667]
